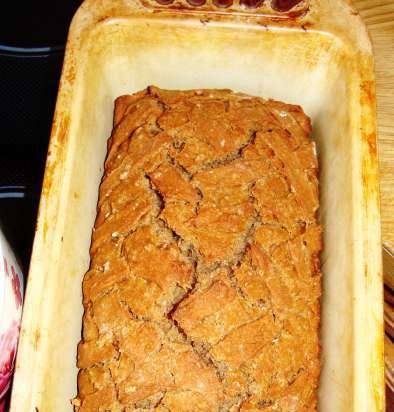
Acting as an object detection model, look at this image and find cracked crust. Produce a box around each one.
[76,86,322,412]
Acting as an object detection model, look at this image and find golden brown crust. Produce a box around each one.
[77,86,322,412]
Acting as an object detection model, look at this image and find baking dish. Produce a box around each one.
[10,0,383,410]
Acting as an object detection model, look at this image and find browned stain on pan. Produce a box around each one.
[41,115,70,198]
[40,156,55,243]
[366,132,377,156]
[41,161,55,199]
[32,328,41,350]
[42,221,49,244]
[361,131,378,175]
[359,78,378,201]
[63,47,77,84]
[361,143,379,210]
[64,65,76,84]
[40,114,70,242]
[54,114,70,146]
[360,80,375,109]
[372,330,385,411]
[97,15,111,23]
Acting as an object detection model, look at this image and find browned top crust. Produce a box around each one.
[77,86,322,412]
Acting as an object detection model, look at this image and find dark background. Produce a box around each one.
[0,2,83,47]
[0,1,83,276]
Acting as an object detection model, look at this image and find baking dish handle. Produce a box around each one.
[140,0,311,18]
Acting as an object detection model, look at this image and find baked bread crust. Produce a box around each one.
[76,86,322,412]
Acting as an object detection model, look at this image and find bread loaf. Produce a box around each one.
[76,86,322,412]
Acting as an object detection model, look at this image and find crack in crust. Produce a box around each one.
[76,87,322,412]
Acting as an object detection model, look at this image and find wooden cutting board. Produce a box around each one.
[352,0,394,252]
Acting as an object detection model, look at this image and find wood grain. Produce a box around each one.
[353,0,394,251]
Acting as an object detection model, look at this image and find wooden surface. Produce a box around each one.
[353,0,394,251]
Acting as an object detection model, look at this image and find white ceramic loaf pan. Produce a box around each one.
[10,0,384,410]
